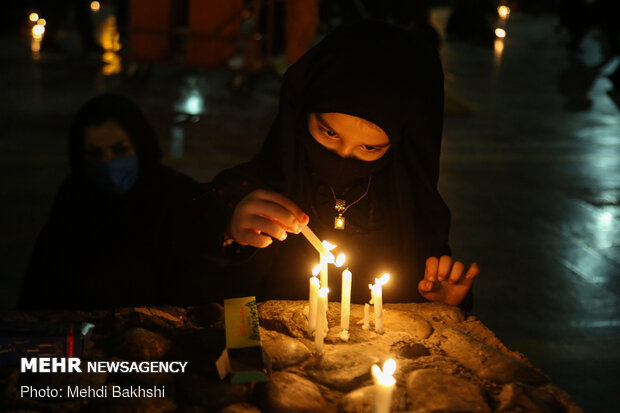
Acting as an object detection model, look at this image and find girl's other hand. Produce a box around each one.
[227,189,309,248]
[417,256,480,306]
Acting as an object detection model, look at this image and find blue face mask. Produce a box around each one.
[85,154,139,195]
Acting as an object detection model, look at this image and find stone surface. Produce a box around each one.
[217,402,262,413]
[406,369,491,413]
[496,383,564,413]
[255,371,326,413]
[260,328,311,370]
[115,327,172,360]
[439,327,549,384]
[338,385,407,413]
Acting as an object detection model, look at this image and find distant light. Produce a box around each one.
[32,24,45,38]
[599,211,613,228]
[495,28,506,38]
[29,13,39,22]
[91,1,101,12]
[498,6,510,19]
[37,18,46,26]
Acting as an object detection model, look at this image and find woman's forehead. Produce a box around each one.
[316,112,390,144]
[84,121,131,146]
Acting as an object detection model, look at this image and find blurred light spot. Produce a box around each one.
[100,16,122,75]
[37,18,46,26]
[29,12,39,22]
[494,38,504,56]
[495,28,506,38]
[497,6,510,19]
[599,211,613,228]
[32,24,45,39]
[90,1,101,12]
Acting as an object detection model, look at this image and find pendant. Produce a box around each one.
[334,214,345,230]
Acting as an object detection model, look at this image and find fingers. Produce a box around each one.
[417,279,435,293]
[425,256,439,282]
[252,189,309,226]
[253,199,302,233]
[237,229,273,248]
[464,262,480,280]
[448,261,464,284]
[241,215,288,241]
[437,255,452,281]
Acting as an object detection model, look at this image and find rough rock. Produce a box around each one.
[115,328,172,360]
[182,374,251,410]
[406,368,491,412]
[496,383,564,412]
[217,402,263,413]
[338,385,407,413]
[255,371,326,413]
[392,341,431,360]
[260,328,311,370]
[303,343,382,391]
[399,302,466,325]
[439,328,549,384]
[381,309,433,338]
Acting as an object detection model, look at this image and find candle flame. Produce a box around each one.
[322,240,337,251]
[310,276,320,286]
[497,5,510,18]
[318,286,329,297]
[335,253,346,267]
[372,358,396,386]
[495,28,506,38]
[312,264,321,276]
[343,269,352,280]
[376,273,390,286]
[29,13,39,22]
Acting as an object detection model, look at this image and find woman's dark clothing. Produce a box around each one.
[19,94,199,310]
[190,21,454,305]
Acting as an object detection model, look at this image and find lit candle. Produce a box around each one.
[308,265,321,335]
[319,241,337,288]
[315,286,329,353]
[369,273,390,334]
[363,303,370,330]
[341,268,351,331]
[372,359,396,413]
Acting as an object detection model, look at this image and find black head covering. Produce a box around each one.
[228,21,451,302]
[68,93,162,178]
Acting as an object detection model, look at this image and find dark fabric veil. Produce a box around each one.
[202,21,451,303]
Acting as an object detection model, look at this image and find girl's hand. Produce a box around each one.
[227,189,309,248]
[417,256,480,306]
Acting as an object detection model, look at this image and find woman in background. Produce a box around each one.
[19,94,198,309]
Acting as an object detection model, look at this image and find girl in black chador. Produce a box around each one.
[19,94,198,310]
[191,21,479,309]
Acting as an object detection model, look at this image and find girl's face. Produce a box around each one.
[84,120,136,162]
[308,113,391,162]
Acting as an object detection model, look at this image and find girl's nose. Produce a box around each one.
[336,144,355,158]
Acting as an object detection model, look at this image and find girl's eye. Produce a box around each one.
[362,145,378,152]
[321,128,338,138]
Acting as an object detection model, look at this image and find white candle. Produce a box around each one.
[315,286,329,353]
[341,268,351,330]
[319,241,337,288]
[369,273,390,334]
[363,303,370,330]
[372,359,396,413]
[308,275,320,335]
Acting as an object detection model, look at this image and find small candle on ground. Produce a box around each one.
[372,358,397,413]
[315,286,329,353]
[369,273,390,334]
[308,270,320,335]
[341,268,351,330]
